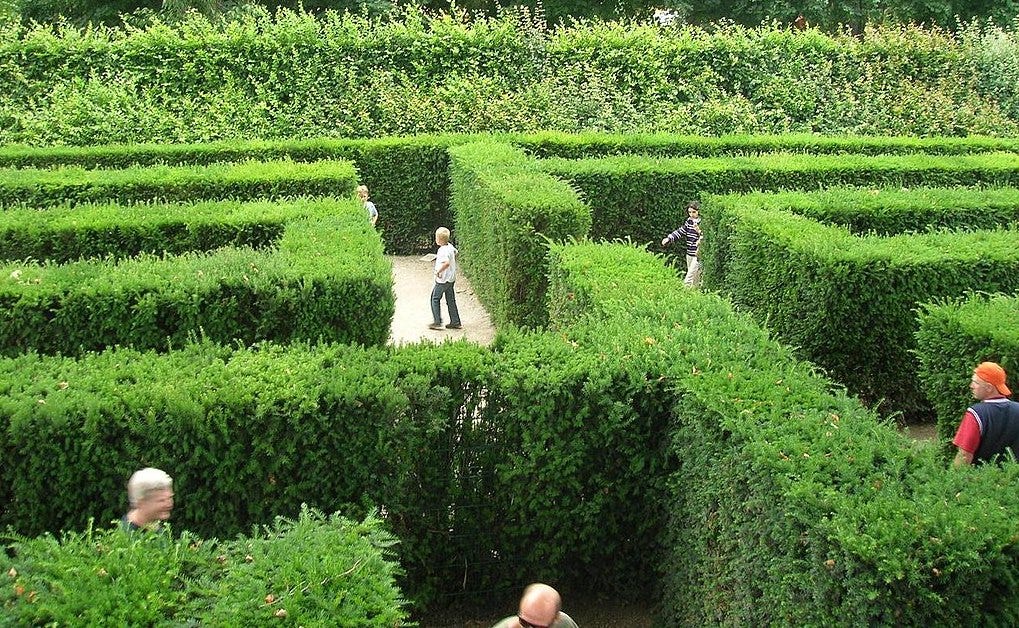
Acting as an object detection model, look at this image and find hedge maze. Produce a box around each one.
[3,133,1019,624]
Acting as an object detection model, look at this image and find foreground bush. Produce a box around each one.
[1,507,409,626]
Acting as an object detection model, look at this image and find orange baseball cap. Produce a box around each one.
[974,362,1012,396]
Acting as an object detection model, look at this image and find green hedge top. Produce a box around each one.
[1,507,409,626]
[6,133,1019,171]
[0,159,358,207]
[0,198,319,263]
[0,197,393,355]
[517,132,1019,159]
[542,151,1019,179]
[708,186,1019,236]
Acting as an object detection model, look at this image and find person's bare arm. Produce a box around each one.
[953,447,974,467]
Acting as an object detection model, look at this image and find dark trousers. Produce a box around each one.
[431,281,460,326]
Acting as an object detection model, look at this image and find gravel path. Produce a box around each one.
[387,255,496,347]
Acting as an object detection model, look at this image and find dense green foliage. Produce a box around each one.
[0,159,357,207]
[4,132,1019,622]
[0,197,393,354]
[916,294,1019,446]
[0,135,456,253]
[2,10,1019,144]
[548,241,1019,625]
[543,151,1019,251]
[707,199,1019,418]
[448,141,589,328]
[1,508,409,625]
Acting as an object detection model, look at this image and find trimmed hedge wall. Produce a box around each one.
[5,236,1019,621]
[0,198,294,263]
[541,151,1019,248]
[448,141,590,329]
[916,293,1019,446]
[702,186,1019,295]
[1,508,409,625]
[0,137,452,254]
[709,202,1019,418]
[6,132,1019,254]
[545,241,1019,625]
[0,198,393,355]
[0,159,358,208]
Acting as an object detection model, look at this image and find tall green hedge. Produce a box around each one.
[0,198,393,355]
[0,159,358,208]
[541,151,1019,249]
[546,241,1019,625]
[711,203,1019,418]
[1,11,1018,142]
[448,141,590,329]
[916,293,1019,446]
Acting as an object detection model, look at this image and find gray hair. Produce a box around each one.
[127,467,173,507]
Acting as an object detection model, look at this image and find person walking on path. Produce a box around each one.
[661,200,703,287]
[429,227,462,330]
[952,361,1019,466]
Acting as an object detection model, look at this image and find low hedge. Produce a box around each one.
[448,141,590,329]
[0,198,393,355]
[0,159,358,208]
[0,198,301,263]
[515,131,1019,159]
[546,241,1019,625]
[916,293,1019,447]
[711,203,1019,418]
[541,151,1019,249]
[1,507,409,626]
[702,185,1019,295]
[7,132,1019,254]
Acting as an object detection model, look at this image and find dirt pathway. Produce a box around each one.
[387,255,496,347]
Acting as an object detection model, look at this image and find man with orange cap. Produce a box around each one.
[952,362,1019,466]
[491,583,578,628]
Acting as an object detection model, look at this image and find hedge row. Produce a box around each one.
[1,12,1017,142]
[448,141,590,329]
[707,202,1019,418]
[0,329,667,605]
[0,198,298,263]
[3,133,1018,254]
[2,508,409,625]
[0,159,358,208]
[545,241,1019,625]
[5,235,1019,621]
[540,151,1019,249]
[702,186,1019,291]
[916,293,1019,446]
[0,198,393,355]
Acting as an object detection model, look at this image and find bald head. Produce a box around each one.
[518,583,561,627]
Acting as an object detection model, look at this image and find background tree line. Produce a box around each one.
[3,0,1018,30]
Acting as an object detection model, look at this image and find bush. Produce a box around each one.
[0,198,393,355]
[448,141,589,328]
[709,202,1019,418]
[1,508,410,626]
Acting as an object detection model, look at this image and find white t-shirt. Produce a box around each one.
[435,243,457,284]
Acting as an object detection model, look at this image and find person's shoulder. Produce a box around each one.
[555,612,580,628]
[491,616,517,628]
